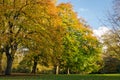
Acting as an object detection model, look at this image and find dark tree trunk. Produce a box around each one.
[4,45,15,75]
[5,53,13,75]
[31,60,38,74]
[0,54,2,74]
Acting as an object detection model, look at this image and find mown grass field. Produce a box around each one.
[0,74,120,80]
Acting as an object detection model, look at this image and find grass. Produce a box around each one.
[0,74,120,80]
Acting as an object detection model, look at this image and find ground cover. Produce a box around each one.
[0,74,120,80]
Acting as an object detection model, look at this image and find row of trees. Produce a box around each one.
[98,0,120,73]
[0,0,102,75]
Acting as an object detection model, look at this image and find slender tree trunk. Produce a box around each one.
[0,54,2,74]
[67,67,70,74]
[0,48,4,74]
[31,60,38,74]
[55,65,59,74]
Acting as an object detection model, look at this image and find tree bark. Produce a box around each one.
[55,65,59,74]
[31,60,38,74]
[5,52,13,75]
[67,67,70,74]
[0,48,4,74]
[4,45,15,75]
[0,54,2,74]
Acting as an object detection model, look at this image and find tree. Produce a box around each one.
[102,31,120,57]
[100,0,120,73]
[102,0,120,59]
[0,0,36,75]
[15,0,63,74]
[76,29,102,74]
[29,0,63,74]
[0,0,62,75]
[57,3,102,74]
[99,56,120,73]
[55,3,77,74]
[0,0,102,75]
[62,27,79,74]
[62,27,102,74]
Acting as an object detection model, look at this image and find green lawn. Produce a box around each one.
[0,74,120,80]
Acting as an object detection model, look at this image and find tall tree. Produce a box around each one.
[102,0,120,59]
[57,3,102,74]
[18,0,63,74]
[0,0,62,75]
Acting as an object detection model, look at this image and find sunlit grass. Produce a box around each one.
[0,74,120,80]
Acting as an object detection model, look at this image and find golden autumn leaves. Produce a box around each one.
[0,0,102,75]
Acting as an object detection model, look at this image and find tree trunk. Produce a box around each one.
[0,48,4,74]
[4,46,15,75]
[5,53,13,75]
[55,65,59,74]
[0,54,2,74]
[67,67,70,74]
[31,60,38,74]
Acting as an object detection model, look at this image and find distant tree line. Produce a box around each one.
[98,0,120,74]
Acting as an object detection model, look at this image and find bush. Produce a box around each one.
[12,67,31,73]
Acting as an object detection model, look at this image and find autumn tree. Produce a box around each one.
[29,0,63,74]
[18,0,63,74]
[62,27,102,74]
[0,0,63,75]
[57,3,102,74]
[0,0,103,75]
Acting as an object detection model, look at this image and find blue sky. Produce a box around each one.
[57,0,113,29]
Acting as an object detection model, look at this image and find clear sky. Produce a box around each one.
[57,0,113,29]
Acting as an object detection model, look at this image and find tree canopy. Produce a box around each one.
[0,0,102,75]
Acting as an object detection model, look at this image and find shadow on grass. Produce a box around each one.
[0,73,120,80]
